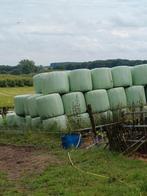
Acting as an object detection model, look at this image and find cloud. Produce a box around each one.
[0,0,147,65]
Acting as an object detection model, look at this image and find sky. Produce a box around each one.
[0,0,147,66]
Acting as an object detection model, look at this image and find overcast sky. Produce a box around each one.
[0,0,147,66]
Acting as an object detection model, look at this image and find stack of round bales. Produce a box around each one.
[11,64,147,131]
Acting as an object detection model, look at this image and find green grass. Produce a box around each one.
[0,87,34,107]
[0,131,147,196]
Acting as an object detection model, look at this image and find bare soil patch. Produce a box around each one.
[0,144,61,180]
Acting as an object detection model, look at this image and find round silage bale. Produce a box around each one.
[26,115,32,128]
[85,90,110,113]
[107,87,127,110]
[36,94,64,119]
[126,86,146,107]
[93,110,113,125]
[69,69,92,92]
[42,71,69,94]
[23,95,32,116]
[67,113,91,129]
[0,115,4,127]
[91,68,113,89]
[33,73,48,93]
[27,94,42,118]
[31,117,42,129]
[62,92,86,116]
[43,115,67,131]
[111,66,132,87]
[14,94,31,116]
[15,115,26,127]
[6,112,17,127]
[132,64,147,85]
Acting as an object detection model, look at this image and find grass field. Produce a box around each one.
[0,131,146,196]
[0,87,34,107]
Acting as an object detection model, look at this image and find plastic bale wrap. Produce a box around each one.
[15,115,26,127]
[111,66,132,87]
[31,117,42,129]
[91,68,113,89]
[33,73,48,93]
[36,93,64,119]
[107,87,127,110]
[93,110,113,126]
[6,112,17,127]
[67,113,91,130]
[43,115,67,131]
[69,69,92,92]
[125,86,146,107]
[14,94,31,116]
[132,64,147,85]
[0,115,4,127]
[24,95,32,116]
[62,92,86,116]
[27,94,42,118]
[85,90,110,113]
[26,115,32,128]
[42,71,69,94]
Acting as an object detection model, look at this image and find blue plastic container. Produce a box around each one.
[61,133,81,149]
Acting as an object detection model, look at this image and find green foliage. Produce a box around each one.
[0,74,33,87]
[51,59,147,70]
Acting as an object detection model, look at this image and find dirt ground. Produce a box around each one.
[0,144,61,180]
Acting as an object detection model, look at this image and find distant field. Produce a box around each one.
[0,87,34,108]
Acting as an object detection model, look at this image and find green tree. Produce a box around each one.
[17,59,37,74]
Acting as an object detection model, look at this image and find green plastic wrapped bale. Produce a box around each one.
[125,86,146,107]
[85,90,110,113]
[0,115,4,127]
[42,71,69,94]
[91,68,113,89]
[62,92,86,116]
[6,112,17,127]
[27,94,42,118]
[132,64,147,85]
[36,94,64,119]
[43,115,67,131]
[14,94,31,116]
[15,115,26,127]
[93,110,113,125]
[33,73,48,93]
[107,87,127,110]
[67,113,91,130]
[26,115,32,128]
[31,117,42,129]
[69,69,92,92]
[23,95,32,115]
[111,66,132,87]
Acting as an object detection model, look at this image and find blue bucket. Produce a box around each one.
[61,133,81,149]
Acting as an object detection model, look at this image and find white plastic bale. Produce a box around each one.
[62,92,86,116]
[111,66,132,87]
[23,95,32,115]
[107,87,127,110]
[6,112,17,127]
[69,69,92,92]
[93,110,113,125]
[25,115,32,128]
[91,68,113,89]
[85,90,110,113]
[42,71,69,94]
[67,113,91,130]
[33,73,48,93]
[14,94,31,116]
[43,115,67,131]
[125,86,146,107]
[132,64,147,85]
[31,117,42,128]
[27,94,42,118]
[15,115,26,127]
[36,93,64,119]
